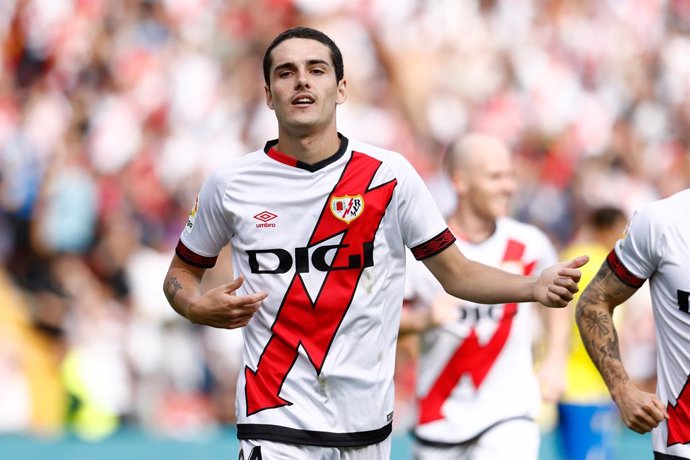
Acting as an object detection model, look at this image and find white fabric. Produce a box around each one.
[179,136,450,440]
[239,438,392,460]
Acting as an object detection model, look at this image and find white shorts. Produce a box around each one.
[239,438,392,460]
[413,418,540,460]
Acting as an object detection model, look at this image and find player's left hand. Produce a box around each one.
[534,255,589,308]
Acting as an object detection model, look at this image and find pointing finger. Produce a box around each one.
[246,291,268,303]
[564,255,589,269]
[557,267,583,282]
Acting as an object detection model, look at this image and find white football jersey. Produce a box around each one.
[177,135,455,446]
[610,188,690,458]
[405,217,557,443]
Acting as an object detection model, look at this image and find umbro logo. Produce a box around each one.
[254,211,277,228]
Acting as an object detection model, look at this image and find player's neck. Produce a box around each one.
[448,208,497,244]
[275,127,341,165]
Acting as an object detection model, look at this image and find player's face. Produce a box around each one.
[265,38,347,137]
[463,153,516,221]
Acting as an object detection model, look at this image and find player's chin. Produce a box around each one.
[286,118,325,136]
[490,204,510,219]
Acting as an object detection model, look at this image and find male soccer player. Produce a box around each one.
[577,188,690,459]
[163,27,587,460]
[401,134,570,460]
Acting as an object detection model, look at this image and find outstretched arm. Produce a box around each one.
[576,260,667,433]
[163,255,267,329]
[422,245,587,308]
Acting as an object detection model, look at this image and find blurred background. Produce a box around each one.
[0,0,688,459]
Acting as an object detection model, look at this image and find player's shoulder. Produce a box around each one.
[347,139,410,168]
[633,188,689,234]
[647,188,689,219]
[205,147,266,184]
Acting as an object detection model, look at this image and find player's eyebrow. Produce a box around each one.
[273,59,331,74]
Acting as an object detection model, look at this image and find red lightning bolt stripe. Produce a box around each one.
[667,375,690,446]
[417,239,536,425]
[244,151,397,416]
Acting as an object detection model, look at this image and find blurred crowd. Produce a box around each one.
[0,0,688,442]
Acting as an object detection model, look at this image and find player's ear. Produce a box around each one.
[335,78,347,105]
[265,84,274,110]
[450,171,469,196]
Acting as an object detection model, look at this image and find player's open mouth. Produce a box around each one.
[292,95,315,105]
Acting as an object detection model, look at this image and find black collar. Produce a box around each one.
[264,133,349,172]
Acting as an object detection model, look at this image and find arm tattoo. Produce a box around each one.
[580,310,610,336]
[598,333,628,388]
[164,277,183,303]
[576,261,637,390]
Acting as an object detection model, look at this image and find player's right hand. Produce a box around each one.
[611,381,668,434]
[533,255,588,308]
[187,275,267,329]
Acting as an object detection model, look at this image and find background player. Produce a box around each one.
[576,188,689,459]
[401,133,570,460]
[557,206,628,460]
[163,27,587,460]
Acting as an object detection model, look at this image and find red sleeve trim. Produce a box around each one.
[176,240,218,269]
[411,228,456,260]
[606,249,645,288]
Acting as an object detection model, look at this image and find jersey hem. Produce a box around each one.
[236,422,392,447]
[654,452,689,459]
[412,415,534,447]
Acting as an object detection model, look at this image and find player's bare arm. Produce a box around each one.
[163,255,267,329]
[422,244,587,308]
[576,260,667,433]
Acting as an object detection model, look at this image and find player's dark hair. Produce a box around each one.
[263,27,344,87]
[588,206,626,231]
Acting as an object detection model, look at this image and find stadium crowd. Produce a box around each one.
[0,0,688,443]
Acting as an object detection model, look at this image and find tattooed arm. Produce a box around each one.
[576,260,667,433]
[163,255,267,329]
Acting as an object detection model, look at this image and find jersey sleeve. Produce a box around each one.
[177,170,233,268]
[610,208,659,286]
[394,157,455,260]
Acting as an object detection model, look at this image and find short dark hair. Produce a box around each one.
[262,27,344,87]
[587,206,626,231]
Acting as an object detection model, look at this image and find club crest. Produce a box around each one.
[330,195,364,223]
